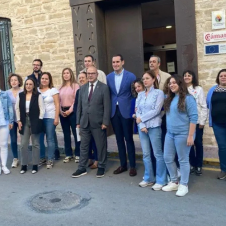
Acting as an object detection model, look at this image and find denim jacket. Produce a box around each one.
[136,86,164,129]
[0,90,14,125]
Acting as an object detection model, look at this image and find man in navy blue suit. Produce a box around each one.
[107,54,137,176]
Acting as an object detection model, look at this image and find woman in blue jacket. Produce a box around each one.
[207,69,226,180]
[0,89,14,174]
[163,75,198,197]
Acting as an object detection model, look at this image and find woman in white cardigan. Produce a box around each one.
[183,70,208,176]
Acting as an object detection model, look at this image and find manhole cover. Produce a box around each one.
[29,191,90,213]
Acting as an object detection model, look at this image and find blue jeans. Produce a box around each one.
[40,131,59,159]
[164,132,192,185]
[60,112,80,157]
[212,123,226,172]
[190,125,204,167]
[43,118,56,160]
[138,126,167,185]
[9,122,18,158]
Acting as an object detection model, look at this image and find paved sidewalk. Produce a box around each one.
[13,130,220,163]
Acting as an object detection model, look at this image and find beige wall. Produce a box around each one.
[195,0,226,146]
[0,0,75,87]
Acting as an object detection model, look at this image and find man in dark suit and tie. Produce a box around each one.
[107,54,137,176]
[72,66,111,178]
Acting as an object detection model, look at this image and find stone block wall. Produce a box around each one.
[0,0,76,87]
[195,0,226,146]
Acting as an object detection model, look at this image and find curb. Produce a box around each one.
[107,151,220,167]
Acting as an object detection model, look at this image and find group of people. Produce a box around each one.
[0,53,226,197]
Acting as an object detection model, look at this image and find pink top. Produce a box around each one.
[59,83,79,113]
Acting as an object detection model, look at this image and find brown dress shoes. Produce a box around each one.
[113,166,128,174]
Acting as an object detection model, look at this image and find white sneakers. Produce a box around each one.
[74,156,80,163]
[139,180,154,187]
[162,182,179,191]
[176,184,188,197]
[1,166,10,175]
[162,182,188,197]
[152,183,164,191]
[12,158,19,168]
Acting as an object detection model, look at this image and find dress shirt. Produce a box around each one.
[88,80,98,95]
[114,69,124,94]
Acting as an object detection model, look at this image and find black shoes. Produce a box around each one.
[217,171,226,180]
[96,168,105,178]
[191,166,202,176]
[32,165,38,174]
[20,165,27,174]
[196,167,202,176]
[72,169,87,178]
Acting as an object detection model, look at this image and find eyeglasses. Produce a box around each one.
[33,64,41,67]
[87,73,97,75]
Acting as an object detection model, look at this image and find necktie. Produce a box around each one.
[88,84,94,102]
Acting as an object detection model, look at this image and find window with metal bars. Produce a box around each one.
[0,18,14,90]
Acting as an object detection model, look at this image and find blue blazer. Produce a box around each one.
[107,70,136,119]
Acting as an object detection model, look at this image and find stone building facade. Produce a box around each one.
[0,0,75,87]
[0,0,226,150]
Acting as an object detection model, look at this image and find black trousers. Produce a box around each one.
[111,106,136,168]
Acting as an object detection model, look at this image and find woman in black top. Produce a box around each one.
[207,69,226,180]
[16,78,45,174]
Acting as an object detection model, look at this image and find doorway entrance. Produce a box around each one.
[141,0,177,74]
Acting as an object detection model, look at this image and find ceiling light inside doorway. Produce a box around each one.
[166,26,172,29]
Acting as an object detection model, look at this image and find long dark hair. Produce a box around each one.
[131,79,145,98]
[143,70,159,89]
[164,74,188,112]
[24,78,38,94]
[183,70,199,87]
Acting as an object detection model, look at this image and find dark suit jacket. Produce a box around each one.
[76,81,111,129]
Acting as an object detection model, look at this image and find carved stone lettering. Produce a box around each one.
[87,5,93,14]
[75,33,82,42]
[73,6,80,16]
[87,19,94,28]
[76,20,79,29]
[89,32,94,41]
[77,47,83,56]
[89,45,96,54]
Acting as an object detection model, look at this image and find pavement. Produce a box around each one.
[1,152,226,226]
[13,131,220,166]
[54,132,220,165]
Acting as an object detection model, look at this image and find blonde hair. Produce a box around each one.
[60,68,77,89]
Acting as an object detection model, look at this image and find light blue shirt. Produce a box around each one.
[166,94,198,134]
[0,98,7,126]
[136,86,164,129]
[114,69,124,94]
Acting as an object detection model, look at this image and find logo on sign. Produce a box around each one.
[215,14,222,22]
[205,33,211,41]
